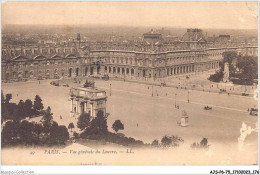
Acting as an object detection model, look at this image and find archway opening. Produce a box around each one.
[80,102,85,114]
[90,67,94,75]
[131,69,134,75]
[76,68,79,77]
[69,68,73,77]
[97,66,100,74]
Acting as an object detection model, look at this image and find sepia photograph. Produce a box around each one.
[0,0,259,170]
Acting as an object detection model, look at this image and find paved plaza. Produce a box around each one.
[2,77,258,144]
[1,76,258,164]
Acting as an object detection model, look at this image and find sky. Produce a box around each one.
[1,1,258,29]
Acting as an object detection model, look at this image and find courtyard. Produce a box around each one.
[1,75,258,164]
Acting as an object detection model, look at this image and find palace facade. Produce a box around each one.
[1,29,258,82]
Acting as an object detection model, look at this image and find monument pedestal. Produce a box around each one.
[220,81,234,87]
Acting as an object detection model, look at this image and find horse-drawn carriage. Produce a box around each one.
[161,82,166,86]
[204,106,212,110]
[242,93,249,96]
[249,108,258,116]
[102,74,109,81]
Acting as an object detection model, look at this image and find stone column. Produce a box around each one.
[90,103,93,117]
[76,100,79,113]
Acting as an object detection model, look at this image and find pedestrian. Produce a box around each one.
[137,123,138,127]
[166,93,167,96]
[248,108,249,112]
[39,81,40,84]
[17,94,18,97]
[60,115,62,119]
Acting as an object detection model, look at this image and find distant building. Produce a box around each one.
[1,29,258,82]
[181,28,207,49]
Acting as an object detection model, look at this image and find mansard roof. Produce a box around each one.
[181,29,207,43]
[2,45,84,61]
[65,54,77,58]
[51,55,63,59]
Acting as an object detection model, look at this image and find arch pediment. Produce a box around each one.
[33,55,46,60]
[66,54,77,58]
[51,55,62,59]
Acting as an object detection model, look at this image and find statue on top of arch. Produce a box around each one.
[83,79,95,89]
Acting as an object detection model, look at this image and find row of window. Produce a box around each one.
[4,60,83,69]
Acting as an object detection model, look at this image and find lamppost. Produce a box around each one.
[175,93,177,108]
[152,85,153,97]
[188,91,190,103]
[110,83,111,96]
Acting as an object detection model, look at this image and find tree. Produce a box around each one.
[55,125,69,145]
[236,56,258,84]
[90,110,108,134]
[222,51,237,66]
[1,104,9,122]
[77,112,91,131]
[161,136,172,147]
[24,99,33,117]
[84,110,108,136]
[151,139,159,147]
[49,122,69,145]
[68,122,75,132]
[208,71,223,82]
[34,123,44,144]
[210,51,258,85]
[14,100,25,120]
[1,120,21,145]
[41,106,53,133]
[161,135,184,147]
[1,90,5,104]
[191,138,210,149]
[33,95,44,111]
[200,138,209,148]
[112,120,124,133]
[19,120,35,145]
[5,93,12,104]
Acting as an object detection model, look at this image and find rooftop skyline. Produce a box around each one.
[2,1,258,30]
